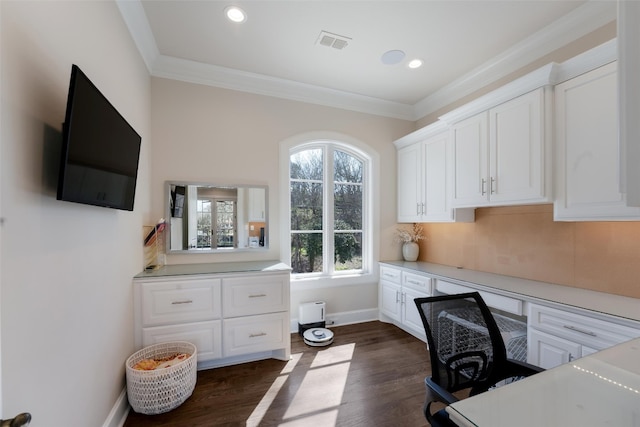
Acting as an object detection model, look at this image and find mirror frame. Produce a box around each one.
[164,181,268,254]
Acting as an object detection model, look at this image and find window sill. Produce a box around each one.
[290,271,377,290]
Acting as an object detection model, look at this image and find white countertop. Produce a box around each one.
[134,260,291,279]
[380,261,640,323]
[446,337,640,427]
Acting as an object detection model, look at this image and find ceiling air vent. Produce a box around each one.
[316,30,351,50]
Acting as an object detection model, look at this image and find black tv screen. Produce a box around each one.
[57,64,141,211]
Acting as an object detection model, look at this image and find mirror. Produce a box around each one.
[166,181,268,253]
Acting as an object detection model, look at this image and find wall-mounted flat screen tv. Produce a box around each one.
[57,64,141,211]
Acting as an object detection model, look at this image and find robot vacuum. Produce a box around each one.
[303,327,334,347]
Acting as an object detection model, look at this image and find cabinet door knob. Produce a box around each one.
[481,178,487,195]
[490,177,496,194]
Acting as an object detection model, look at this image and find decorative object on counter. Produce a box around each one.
[126,341,197,415]
[395,223,425,261]
[143,219,166,271]
[0,413,31,427]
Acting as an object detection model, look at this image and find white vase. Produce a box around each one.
[402,242,419,261]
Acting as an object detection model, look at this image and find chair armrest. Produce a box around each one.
[505,359,544,377]
[426,377,460,405]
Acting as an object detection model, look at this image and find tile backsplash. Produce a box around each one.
[420,204,640,299]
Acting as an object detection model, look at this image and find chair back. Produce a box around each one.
[414,292,508,395]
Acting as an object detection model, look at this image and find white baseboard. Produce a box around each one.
[102,387,130,427]
[290,308,379,332]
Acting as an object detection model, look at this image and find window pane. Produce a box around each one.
[334,150,362,183]
[334,183,362,229]
[291,233,323,273]
[291,182,323,231]
[196,199,211,249]
[334,232,362,271]
[216,200,235,248]
[291,149,323,180]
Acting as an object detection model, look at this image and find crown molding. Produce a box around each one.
[152,55,416,120]
[393,120,449,149]
[115,0,158,73]
[439,63,558,125]
[118,0,616,122]
[554,38,617,84]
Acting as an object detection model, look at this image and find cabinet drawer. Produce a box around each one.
[222,275,288,317]
[528,304,640,350]
[402,272,432,294]
[141,279,221,326]
[142,320,222,362]
[223,312,288,357]
[380,266,401,284]
[436,280,523,315]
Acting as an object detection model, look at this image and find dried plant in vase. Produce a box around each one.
[395,223,425,261]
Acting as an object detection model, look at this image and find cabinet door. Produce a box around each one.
[490,89,545,204]
[554,62,640,220]
[528,328,581,369]
[248,188,266,222]
[451,112,489,207]
[380,281,401,322]
[402,287,428,338]
[397,142,423,222]
[423,133,453,221]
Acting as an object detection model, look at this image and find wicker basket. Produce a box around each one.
[125,341,197,415]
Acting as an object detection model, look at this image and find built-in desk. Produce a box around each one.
[446,337,640,426]
[379,261,640,368]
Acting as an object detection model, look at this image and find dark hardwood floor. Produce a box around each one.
[124,321,430,426]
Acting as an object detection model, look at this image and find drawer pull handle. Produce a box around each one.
[250,332,267,338]
[249,294,267,298]
[563,325,597,337]
[407,279,422,286]
[171,300,193,305]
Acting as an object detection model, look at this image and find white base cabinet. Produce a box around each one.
[380,262,640,371]
[134,263,290,370]
[527,303,640,369]
[379,265,432,340]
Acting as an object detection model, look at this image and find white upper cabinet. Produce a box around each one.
[397,141,423,222]
[450,112,489,206]
[554,61,640,220]
[450,88,550,208]
[395,125,474,223]
[247,187,266,222]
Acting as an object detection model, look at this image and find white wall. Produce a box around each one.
[150,77,414,325]
[0,1,150,425]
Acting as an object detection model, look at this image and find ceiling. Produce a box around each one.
[117,1,616,120]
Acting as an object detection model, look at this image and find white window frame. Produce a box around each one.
[280,132,379,289]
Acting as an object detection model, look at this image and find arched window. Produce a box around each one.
[282,136,374,284]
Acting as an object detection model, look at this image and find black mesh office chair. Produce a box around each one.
[414,292,542,426]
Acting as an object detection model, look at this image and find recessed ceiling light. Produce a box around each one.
[408,59,423,69]
[225,5,246,23]
[381,50,405,65]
